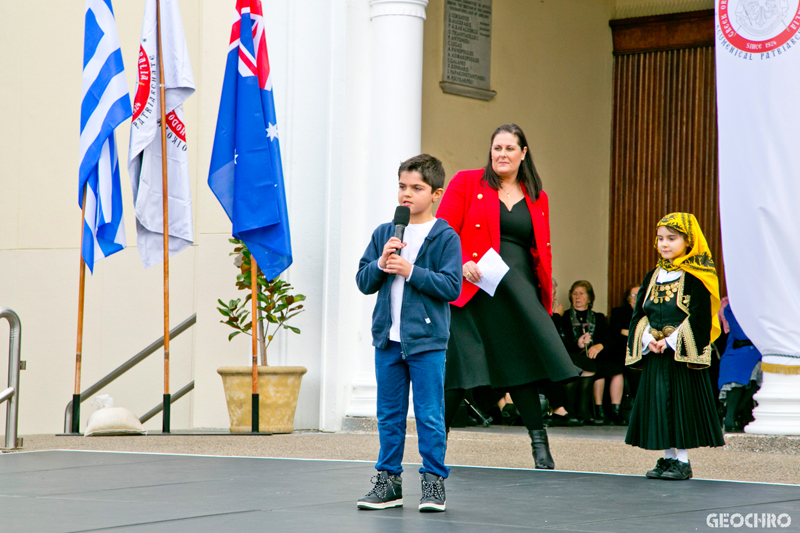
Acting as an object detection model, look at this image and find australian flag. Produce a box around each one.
[208,0,292,281]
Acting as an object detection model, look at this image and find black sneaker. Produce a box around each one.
[661,460,693,480]
[419,473,446,512]
[357,471,403,510]
[645,458,674,479]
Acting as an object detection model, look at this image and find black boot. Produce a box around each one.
[592,405,606,426]
[529,429,555,469]
[563,381,580,418]
[577,377,596,424]
[611,404,627,426]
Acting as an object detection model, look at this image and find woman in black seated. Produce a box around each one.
[605,283,641,424]
[542,278,582,426]
[558,281,619,424]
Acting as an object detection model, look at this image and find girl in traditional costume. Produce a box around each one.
[625,213,725,480]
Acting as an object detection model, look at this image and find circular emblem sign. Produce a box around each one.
[719,0,800,52]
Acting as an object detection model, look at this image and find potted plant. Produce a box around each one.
[216,238,307,433]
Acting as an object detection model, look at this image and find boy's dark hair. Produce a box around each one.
[482,123,543,200]
[398,154,445,191]
[569,280,596,310]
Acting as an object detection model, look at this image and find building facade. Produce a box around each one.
[0,0,713,435]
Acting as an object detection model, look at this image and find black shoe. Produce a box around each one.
[591,405,606,426]
[645,458,674,479]
[357,471,403,509]
[661,460,693,480]
[419,473,446,512]
[549,413,583,427]
[610,404,628,426]
[529,429,555,469]
[501,404,520,426]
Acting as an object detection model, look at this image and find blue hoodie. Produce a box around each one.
[357,218,462,356]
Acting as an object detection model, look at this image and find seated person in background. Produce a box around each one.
[606,283,641,425]
[541,278,582,426]
[717,298,762,433]
[558,281,620,424]
[552,278,565,316]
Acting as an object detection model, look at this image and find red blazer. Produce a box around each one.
[436,168,554,312]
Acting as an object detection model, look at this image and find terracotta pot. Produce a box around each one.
[217,366,307,433]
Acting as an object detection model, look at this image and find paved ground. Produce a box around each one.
[3,425,799,485]
[2,450,799,532]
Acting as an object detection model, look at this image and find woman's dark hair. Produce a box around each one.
[481,124,543,200]
[622,283,639,307]
[569,280,595,310]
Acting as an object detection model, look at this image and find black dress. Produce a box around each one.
[445,199,579,390]
[608,305,633,367]
[625,271,725,450]
[558,310,623,377]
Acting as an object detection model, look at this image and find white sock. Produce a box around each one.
[676,449,689,463]
[664,448,677,460]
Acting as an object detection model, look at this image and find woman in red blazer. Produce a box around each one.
[437,124,579,469]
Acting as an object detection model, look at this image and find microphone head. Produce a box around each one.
[393,205,411,226]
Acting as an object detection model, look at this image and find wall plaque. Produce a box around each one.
[440,0,495,100]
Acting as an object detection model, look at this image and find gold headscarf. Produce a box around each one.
[655,213,721,342]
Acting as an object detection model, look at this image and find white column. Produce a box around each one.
[345,0,428,417]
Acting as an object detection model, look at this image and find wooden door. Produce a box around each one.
[607,10,724,311]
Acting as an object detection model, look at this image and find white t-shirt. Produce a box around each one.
[389,218,436,342]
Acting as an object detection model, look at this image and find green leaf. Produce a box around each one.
[266,314,279,324]
[228,331,241,341]
[217,308,232,317]
[293,295,306,302]
[284,326,301,334]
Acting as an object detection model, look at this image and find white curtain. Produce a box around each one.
[716,1,800,434]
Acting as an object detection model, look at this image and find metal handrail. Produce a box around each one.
[139,380,194,424]
[64,314,196,433]
[1,308,22,449]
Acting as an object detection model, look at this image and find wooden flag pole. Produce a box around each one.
[156,0,171,433]
[251,255,260,433]
[72,184,88,434]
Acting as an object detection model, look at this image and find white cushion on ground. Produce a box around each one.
[85,407,146,436]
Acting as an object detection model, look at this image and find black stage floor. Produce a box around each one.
[1,450,798,532]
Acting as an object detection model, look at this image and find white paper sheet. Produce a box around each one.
[473,247,509,297]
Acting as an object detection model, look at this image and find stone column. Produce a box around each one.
[345,0,428,418]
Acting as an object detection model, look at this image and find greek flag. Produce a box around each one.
[79,0,132,272]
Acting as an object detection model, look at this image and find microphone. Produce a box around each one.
[393,206,411,255]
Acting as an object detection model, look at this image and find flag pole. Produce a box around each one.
[251,255,260,433]
[156,0,171,433]
[72,184,88,434]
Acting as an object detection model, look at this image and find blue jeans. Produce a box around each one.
[374,341,449,479]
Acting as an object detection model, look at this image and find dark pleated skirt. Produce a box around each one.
[445,241,580,391]
[625,349,725,450]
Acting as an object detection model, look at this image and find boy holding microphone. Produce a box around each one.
[356,154,462,512]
